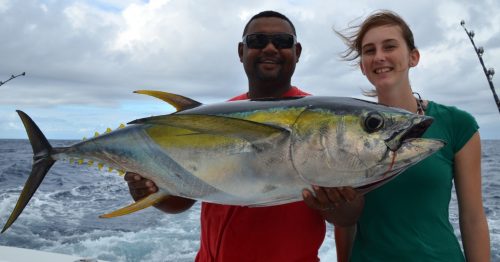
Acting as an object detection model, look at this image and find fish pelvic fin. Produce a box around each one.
[2,111,56,233]
[134,90,202,112]
[99,191,170,218]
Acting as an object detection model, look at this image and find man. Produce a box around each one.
[125,11,363,261]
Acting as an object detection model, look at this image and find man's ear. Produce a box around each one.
[238,42,244,62]
[295,42,302,63]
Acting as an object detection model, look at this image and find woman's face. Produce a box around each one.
[359,25,419,93]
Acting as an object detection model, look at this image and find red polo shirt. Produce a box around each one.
[195,86,326,262]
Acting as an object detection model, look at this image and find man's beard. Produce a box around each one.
[254,64,282,81]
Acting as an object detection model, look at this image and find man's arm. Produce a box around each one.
[124,172,196,214]
[335,225,357,262]
[303,187,363,261]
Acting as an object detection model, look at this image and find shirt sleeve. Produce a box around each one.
[450,106,479,154]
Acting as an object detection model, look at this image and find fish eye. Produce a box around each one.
[363,112,384,133]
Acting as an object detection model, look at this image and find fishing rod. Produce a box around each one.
[0,72,26,87]
[461,20,499,115]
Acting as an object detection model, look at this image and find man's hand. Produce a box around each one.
[302,186,364,227]
[124,172,196,214]
[124,172,158,201]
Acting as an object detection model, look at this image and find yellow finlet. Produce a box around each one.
[87,160,94,167]
[117,170,125,176]
[97,163,104,171]
[78,159,84,165]
[94,132,99,137]
[99,191,170,218]
[108,167,113,172]
[82,137,87,141]
[105,128,112,133]
[118,124,125,129]
[69,158,75,164]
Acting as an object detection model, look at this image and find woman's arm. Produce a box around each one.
[454,132,490,261]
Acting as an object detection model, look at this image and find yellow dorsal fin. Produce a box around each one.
[97,163,104,171]
[134,90,202,112]
[99,191,170,218]
[118,123,125,129]
[105,128,112,133]
[94,132,99,137]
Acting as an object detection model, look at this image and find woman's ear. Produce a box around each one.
[359,61,366,75]
[409,48,420,67]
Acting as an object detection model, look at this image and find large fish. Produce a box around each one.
[2,91,444,233]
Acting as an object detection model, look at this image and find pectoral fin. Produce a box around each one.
[130,114,290,143]
[134,90,202,111]
[99,191,170,218]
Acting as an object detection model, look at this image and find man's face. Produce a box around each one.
[238,17,301,85]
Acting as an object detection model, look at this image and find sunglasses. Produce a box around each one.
[242,33,296,49]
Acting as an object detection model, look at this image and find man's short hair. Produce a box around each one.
[242,10,297,37]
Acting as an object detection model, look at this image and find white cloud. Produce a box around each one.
[0,0,499,139]
[0,0,10,13]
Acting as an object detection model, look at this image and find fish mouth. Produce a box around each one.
[355,165,406,194]
[385,115,434,151]
[401,116,433,141]
[357,136,445,194]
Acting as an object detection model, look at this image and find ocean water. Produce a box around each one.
[0,139,498,261]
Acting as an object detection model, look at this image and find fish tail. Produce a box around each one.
[1,110,56,233]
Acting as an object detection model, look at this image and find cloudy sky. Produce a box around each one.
[1,0,499,139]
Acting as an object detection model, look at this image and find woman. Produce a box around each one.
[334,10,490,261]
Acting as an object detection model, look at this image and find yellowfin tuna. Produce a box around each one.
[1,91,444,233]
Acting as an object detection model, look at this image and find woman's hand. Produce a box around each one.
[303,186,364,227]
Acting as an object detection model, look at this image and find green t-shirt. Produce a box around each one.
[350,101,479,262]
